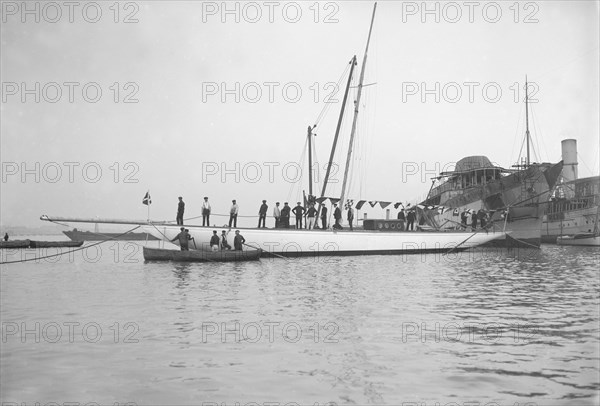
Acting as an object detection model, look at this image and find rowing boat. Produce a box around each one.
[143,247,262,262]
[0,240,30,249]
[556,233,600,247]
[29,240,84,248]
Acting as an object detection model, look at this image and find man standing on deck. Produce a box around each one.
[471,210,478,231]
[233,230,245,250]
[292,202,306,229]
[320,205,328,229]
[461,209,469,229]
[229,199,239,228]
[258,200,268,228]
[333,204,342,229]
[406,210,416,231]
[281,202,291,228]
[202,197,211,227]
[306,203,317,230]
[397,208,406,231]
[171,227,189,251]
[478,209,488,229]
[176,196,185,225]
[347,206,354,231]
[273,202,281,228]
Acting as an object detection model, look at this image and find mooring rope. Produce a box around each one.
[0,225,142,264]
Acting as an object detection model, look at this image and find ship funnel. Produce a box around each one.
[561,139,578,182]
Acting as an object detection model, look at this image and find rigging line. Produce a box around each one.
[531,105,550,162]
[516,133,526,166]
[510,105,524,166]
[0,225,142,264]
[314,62,352,127]
[577,152,597,176]
[529,105,543,162]
[287,135,309,203]
[537,46,599,79]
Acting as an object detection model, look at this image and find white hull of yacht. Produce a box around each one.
[143,225,505,257]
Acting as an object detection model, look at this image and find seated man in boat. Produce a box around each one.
[220,230,232,250]
[233,230,245,250]
[185,229,194,247]
[210,230,220,251]
[171,227,190,251]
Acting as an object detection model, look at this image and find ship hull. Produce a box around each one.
[63,230,159,241]
[542,205,599,243]
[421,162,562,248]
[142,225,505,257]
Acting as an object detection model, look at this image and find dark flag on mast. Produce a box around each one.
[142,191,152,205]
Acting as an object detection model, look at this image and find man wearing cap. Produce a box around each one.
[176,196,185,226]
[320,204,328,229]
[220,230,232,250]
[210,230,220,251]
[306,203,317,230]
[273,202,281,228]
[233,230,246,250]
[170,227,190,251]
[292,202,306,229]
[258,200,268,228]
[202,197,211,227]
[333,203,342,229]
[229,199,239,228]
[280,202,291,228]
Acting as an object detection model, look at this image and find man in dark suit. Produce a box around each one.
[292,202,306,229]
[333,204,342,229]
[258,200,268,228]
[320,205,328,229]
[176,196,185,225]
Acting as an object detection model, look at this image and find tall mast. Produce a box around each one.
[525,75,530,166]
[339,2,377,208]
[319,56,357,200]
[307,125,315,197]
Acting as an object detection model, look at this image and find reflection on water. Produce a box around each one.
[1,243,598,405]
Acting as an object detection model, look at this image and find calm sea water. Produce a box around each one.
[1,238,599,405]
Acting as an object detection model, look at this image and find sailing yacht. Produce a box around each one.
[41,3,506,256]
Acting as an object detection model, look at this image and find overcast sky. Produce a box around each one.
[1,1,599,229]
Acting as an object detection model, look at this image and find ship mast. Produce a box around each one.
[339,2,377,208]
[307,125,315,198]
[319,56,357,200]
[525,76,530,167]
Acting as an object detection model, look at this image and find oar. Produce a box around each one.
[243,242,287,260]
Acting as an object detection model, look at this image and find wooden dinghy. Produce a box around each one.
[556,233,600,247]
[143,247,262,262]
[0,239,31,249]
[29,240,84,248]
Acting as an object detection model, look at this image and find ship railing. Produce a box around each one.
[438,218,501,234]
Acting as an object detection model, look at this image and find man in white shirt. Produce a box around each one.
[229,199,239,228]
[202,197,211,226]
[273,202,281,228]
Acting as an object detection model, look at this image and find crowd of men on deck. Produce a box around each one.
[172,197,492,242]
[174,196,347,231]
